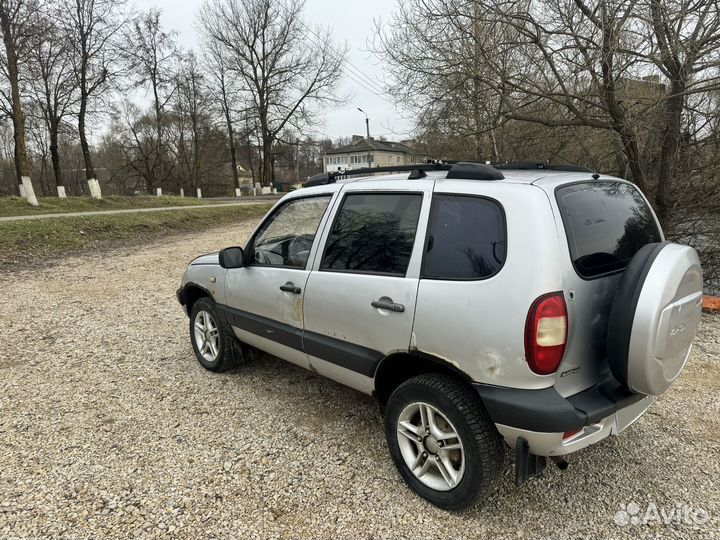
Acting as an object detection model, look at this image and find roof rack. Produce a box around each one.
[304,162,504,187]
[303,160,594,187]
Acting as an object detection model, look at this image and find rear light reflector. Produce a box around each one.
[563,428,583,440]
[525,292,568,375]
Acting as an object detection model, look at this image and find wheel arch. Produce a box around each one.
[182,283,213,316]
[374,351,475,405]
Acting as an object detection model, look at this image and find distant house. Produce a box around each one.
[323,135,418,172]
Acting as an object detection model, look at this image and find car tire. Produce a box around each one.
[189,298,237,372]
[384,373,505,511]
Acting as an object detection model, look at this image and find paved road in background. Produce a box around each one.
[0,196,281,222]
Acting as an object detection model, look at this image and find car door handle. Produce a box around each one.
[371,297,405,313]
[279,282,301,294]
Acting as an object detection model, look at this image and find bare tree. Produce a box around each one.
[377,0,720,233]
[0,0,41,203]
[122,8,177,193]
[197,0,346,186]
[202,38,241,190]
[173,52,211,194]
[372,0,516,160]
[477,0,720,229]
[59,0,126,194]
[27,12,77,196]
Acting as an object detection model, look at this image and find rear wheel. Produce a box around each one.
[384,374,504,511]
[189,298,236,372]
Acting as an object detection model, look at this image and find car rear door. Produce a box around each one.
[301,179,434,392]
[223,193,336,369]
[547,179,665,396]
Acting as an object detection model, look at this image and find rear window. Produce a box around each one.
[556,182,661,278]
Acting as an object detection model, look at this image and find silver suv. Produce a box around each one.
[176,161,703,510]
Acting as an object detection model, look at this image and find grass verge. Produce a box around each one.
[0,195,219,217]
[0,203,272,270]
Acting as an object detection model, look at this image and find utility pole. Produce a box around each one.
[295,136,301,185]
[358,108,370,140]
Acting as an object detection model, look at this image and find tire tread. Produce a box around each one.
[385,373,505,510]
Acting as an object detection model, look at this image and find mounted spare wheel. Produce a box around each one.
[607,242,703,396]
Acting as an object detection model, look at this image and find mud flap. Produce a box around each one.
[515,437,547,486]
[231,340,255,366]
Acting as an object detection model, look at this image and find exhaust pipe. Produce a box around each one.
[550,455,569,470]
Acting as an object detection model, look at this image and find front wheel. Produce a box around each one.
[384,374,505,511]
[189,298,236,372]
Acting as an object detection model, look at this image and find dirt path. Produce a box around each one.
[0,223,718,539]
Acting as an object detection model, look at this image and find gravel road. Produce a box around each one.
[1,220,718,539]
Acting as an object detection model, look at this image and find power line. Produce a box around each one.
[274,2,393,102]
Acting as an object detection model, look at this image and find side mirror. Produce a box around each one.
[218,246,245,269]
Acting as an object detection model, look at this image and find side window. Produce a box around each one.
[422,195,506,280]
[250,196,331,268]
[320,193,423,276]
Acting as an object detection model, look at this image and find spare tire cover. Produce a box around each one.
[607,242,703,396]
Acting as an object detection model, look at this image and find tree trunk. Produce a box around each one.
[612,133,628,178]
[226,117,240,188]
[192,125,201,190]
[262,140,273,187]
[472,76,482,161]
[49,120,63,188]
[654,82,685,232]
[151,81,162,194]
[246,136,255,183]
[78,97,96,181]
[0,4,31,185]
[597,10,649,195]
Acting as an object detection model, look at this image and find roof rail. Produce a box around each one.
[303,159,593,187]
[491,160,594,173]
[304,161,505,187]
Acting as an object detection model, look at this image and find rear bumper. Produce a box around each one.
[474,376,653,456]
[497,396,653,456]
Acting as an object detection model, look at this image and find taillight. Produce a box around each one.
[525,292,568,375]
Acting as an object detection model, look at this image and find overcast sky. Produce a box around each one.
[143,0,413,141]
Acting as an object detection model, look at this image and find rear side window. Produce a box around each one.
[422,195,506,279]
[320,193,422,276]
[556,182,661,278]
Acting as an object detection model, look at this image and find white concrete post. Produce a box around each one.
[156,187,162,196]
[196,187,202,198]
[180,188,185,197]
[87,178,102,199]
[235,188,242,197]
[21,176,39,206]
[57,186,67,198]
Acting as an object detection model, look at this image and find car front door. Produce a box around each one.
[223,193,335,369]
[302,181,434,392]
